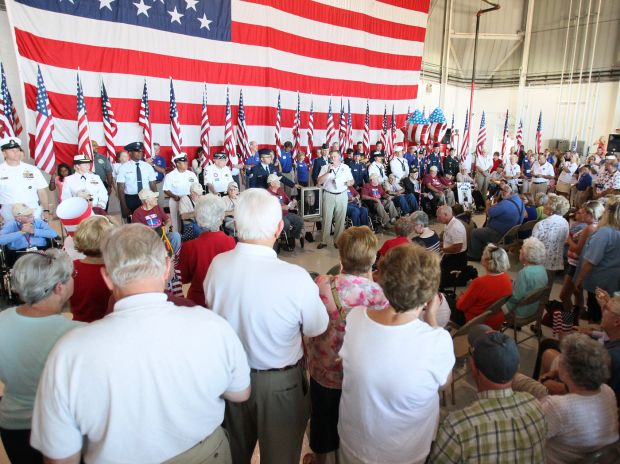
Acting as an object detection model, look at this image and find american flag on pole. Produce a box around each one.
[515,118,523,149]
[236,89,251,161]
[535,111,542,154]
[500,110,509,160]
[33,65,55,174]
[459,109,470,161]
[100,81,117,162]
[169,78,183,157]
[76,73,93,160]
[379,106,388,152]
[274,91,282,152]
[338,99,346,154]
[8,0,428,164]
[449,113,456,148]
[476,111,487,157]
[138,81,153,160]
[200,84,211,167]
[346,99,353,153]
[403,105,411,151]
[1,63,22,137]
[363,100,370,157]
[292,92,301,158]
[325,99,335,146]
[387,105,396,161]
[307,99,314,158]
[224,87,235,158]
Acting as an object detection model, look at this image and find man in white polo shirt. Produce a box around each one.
[31,224,250,464]
[0,137,49,222]
[530,153,555,197]
[163,152,199,232]
[205,152,234,195]
[437,205,468,289]
[204,188,328,464]
[317,149,354,249]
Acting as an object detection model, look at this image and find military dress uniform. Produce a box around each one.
[61,172,108,209]
[163,164,199,232]
[116,142,157,220]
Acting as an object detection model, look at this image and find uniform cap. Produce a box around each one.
[0,137,21,151]
[124,142,144,152]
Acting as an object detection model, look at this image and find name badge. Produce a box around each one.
[25,246,38,252]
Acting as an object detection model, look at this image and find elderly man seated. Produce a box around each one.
[267,173,305,249]
[131,189,181,254]
[423,165,455,207]
[0,203,58,266]
[178,182,205,240]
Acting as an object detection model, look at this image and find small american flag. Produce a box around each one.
[516,118,523,148]
[0,63,22,137]
[535,111,542,154]
[363,100,370,157]
[200,84,210,168]
[325,99,335,145]
[34,65,55,174]
[388,105,396,161]
[338,99,346,155]
[501,110,509,160]
[224,87,234,158]
[379,106,388,152]
[449,113,456,148]
[100,81,117,162]
[292,92,301,158]
[346,99,353,154]
[307,99,314,158]
[404,105,411,152]
[138,81,153,160]
[476,111,487,157]
[76,73,93,161]
[553,309,574,336]
[460,109,470,161]
[169,78,183,157]
[274,91,282,151]
[236,89,251,162]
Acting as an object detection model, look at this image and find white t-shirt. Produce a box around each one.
[505,162,521,179]
[318,163,354,194]
[532,161,555,183]
[443,216,467,252]
[557,162,578,184]
[30,293,250,463]
[0,162,47,220]
[162,169,199,197]
[390,157,408,181]
[204,243,328,370]
[204,165,234,193]
[228,153,241,176]
[338,309,454,464]
[542,385,619,464]
[116,160,156,195]
[61,172,108,208]
[475,154,492,172]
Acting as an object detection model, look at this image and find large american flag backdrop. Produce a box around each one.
[7,0,429,166]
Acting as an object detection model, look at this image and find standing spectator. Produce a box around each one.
[0,250,82,464]
[191,146,208,186]
[521,150,534,193]
[204,188,328,464]
[532,194,570,279]
[437,205,467,289]
[163,153,199,232]
[295,151,310,187]
[278,141,296,197]
[429,325,546,463]
[304,227,387,464]
[249,149,296,190]
[48,163,73,203]
[91,141,114,207]
[146,142,168,207]
[367,152,388,184]
[70,216,116,322]
[243,141,260,188]
[337,244,454,464]
[442,148,459,177]
[228,151,243,190]
[410,210,440,253]
[389,145,408,182]
[317,149,354,249]
[427,143,443,174]
[474,148,493,201]
[530,153,555,197]
[311,144,330,185]
[116,142,157,221]
[111,150,129,182]
[179,194,236,306]
[346,150,367,189]
[556,153,578,198]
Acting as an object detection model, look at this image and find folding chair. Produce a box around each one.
[502,286,550,345]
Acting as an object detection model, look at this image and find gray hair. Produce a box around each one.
[195,194,226,231]
[410,210,429,227]
[559,333,610,390]
[482,244,510,273]
[100,224,167,287]
[521,237,546,265]
[11,249,73,305]
[437,205,453,218]
[546,193,570,216]
[234,188,282,241]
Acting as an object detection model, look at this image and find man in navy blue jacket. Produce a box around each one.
[249,149,296,190]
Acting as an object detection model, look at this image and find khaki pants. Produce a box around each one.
[225,365,310,464]
[164,426,231,464]
[169,198,180,233]
[281,171,296,198]
[530,181,548,198]
[321,190,348,246]
[475,173,489,201]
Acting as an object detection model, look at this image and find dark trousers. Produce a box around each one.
[309,377,342,454]
[440,251,468,289]
[587,291,602,323]
[0,427,44,464]
[124,194,141,221]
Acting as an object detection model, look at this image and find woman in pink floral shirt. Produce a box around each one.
[304,226,388,464]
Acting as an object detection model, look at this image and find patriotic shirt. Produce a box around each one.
[361,183,385,200]
[131,205,168,230]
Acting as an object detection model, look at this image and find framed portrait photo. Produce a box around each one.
[300,187,322,219]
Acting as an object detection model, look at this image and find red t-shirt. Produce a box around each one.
[268,187,290,216]
[361,183,385,200]
[456,273,512,329]
[179,231,236,306]
[423,174,444,191]
[131,205,169,229]
[70,260,112,323]
[378,236,410,256]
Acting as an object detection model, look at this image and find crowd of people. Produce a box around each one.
[0,131,619,463]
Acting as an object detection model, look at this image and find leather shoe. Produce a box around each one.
[300,236,305,248]
[317,243,327,249]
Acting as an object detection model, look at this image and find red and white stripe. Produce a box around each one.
[515,118,523,148]
[363,101,370,157]
[101,82,118,162]
[403,123,430,145]
[429,122,447,143]
[34,67,55,174]
[325,99,335,145]
[76,74,93,161]
[224,88,235,158]
[338,102,346,154]
[169,79,183,157]
[476,112,487,157]
[307,100,314,158]
[274,91,282,152]
[292,93,301,157]
[139,81,153,160]
[200,84,211,167]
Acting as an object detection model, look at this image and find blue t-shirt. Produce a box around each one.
[153,156,167,183]
[576,226,620,294]
[295,160,309,183]
[577,173,592,191]
[245,153,260,170]
[279,149,293,173]
[488,195,525,235]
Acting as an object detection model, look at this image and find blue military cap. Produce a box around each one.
[258,148,271,156]
[124,141,144,152]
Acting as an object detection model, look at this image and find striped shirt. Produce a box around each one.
[428,389,546,464]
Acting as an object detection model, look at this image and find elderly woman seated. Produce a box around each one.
[70,216,116,323]
[131,189,181,254]
[0,203,58,267]
[266,173,304,249]
[179,194,236,306]
[0,250,82,463]
[178,182,205,240]
[409,211,440,253]
[222,182,240,235]
[453,243,512,329]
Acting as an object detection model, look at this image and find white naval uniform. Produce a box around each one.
[389,157,408,182]
[61,172,109,208]
[367,162,388,183]
[204,165,234,194]
[0,162,48,221]
[163,169,199,232]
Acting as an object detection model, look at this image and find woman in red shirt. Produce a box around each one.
[453,243,512,329]
[70,215,115,322]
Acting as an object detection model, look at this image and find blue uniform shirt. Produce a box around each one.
[427,153,443,174]
[295,160,309,183]
[412,156,428,177]
[279,149,294,173]
[153,156,167,183]
[522,157,532,178]
[404,152,415,168]
[349,161,367,187]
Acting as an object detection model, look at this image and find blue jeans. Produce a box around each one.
[396,193,418,214]
[167,231,182,254]
[347,203,369,226]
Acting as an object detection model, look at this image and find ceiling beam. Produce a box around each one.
[488,39,524,79]
[451,32,523,41]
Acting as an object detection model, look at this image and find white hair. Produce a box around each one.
[11,249,73,305]
[195,194,226,231]
[101,224,167,287]
[482,244,510,273]
[234,188,282,241]
[521,237,546,265]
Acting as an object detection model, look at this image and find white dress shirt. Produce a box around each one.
[475,154,492,172]
[204,243,329,370]
[162,169,199,197]
[116,160,156,195]
[318,163,354,194]
[61,172,108,208]
[0,162,47,221]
